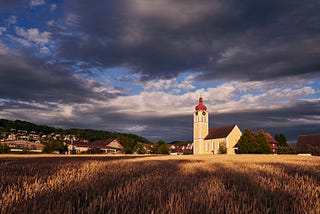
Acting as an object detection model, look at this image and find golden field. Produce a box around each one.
[0,154,319,214]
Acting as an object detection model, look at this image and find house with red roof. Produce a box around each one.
[296,134,320,155]
[68,139,124,154]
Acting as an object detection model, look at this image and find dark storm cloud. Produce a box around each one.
[56,0,320,81]
[0,0,26,9]
[0,52,119,103]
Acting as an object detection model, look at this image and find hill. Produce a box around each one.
[169,140,192,146]
[0,119,151,153]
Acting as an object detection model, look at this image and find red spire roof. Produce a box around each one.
[195,97,207,111]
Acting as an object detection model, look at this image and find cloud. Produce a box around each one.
[0,27,6,35]
[50,4,57,11]
[0,75,318,142]
[15,27,50,46]
[5,16,17,25]
[30,0,45,7]
[106,79,317,118]
[0,51,120,104]
[54,0,320,81]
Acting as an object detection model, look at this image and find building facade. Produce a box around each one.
[193,97,242,155]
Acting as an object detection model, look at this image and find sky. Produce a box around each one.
[0,0,319,143]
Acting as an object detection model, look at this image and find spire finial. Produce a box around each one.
[195,96,207,111]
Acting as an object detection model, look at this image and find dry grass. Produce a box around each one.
[0,154,319,214]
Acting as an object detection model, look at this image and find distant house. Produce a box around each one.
[296,134,320,155]
[1,140,44,152]
[69,142,90,154]
[93,139,124,154]
[169,143,193,155]
[69,139,124,154]
[251,131,278,154]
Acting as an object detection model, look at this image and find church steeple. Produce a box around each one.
[193,97,209,154]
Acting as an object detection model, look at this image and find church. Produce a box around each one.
[193,97,242,155]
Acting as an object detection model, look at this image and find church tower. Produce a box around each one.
[193,97,209,154]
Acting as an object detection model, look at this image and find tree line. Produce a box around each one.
[237,129,295,154]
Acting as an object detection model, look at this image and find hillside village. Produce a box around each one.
[0,119,194,154]
[0,128,194,154]
[0,116,319,155]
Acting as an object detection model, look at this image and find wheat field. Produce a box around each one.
[0,154,319,214]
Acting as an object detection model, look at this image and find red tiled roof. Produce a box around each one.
[297,134,320,153]
[91,139,115,148]
[205,125,236,140]
[72,141,90,147]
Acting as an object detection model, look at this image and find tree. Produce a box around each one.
[306,144,320,156]
[43,140,67,154]
[134,142,147,154]
[237,129,272,154]
[237,129,256,154]
[151,140,169,154]
[255,130,272,154]
[0,144,9,154]
[218,142,227,154]
[274,133,295,154]
[274,134,288,147]
[158,144,170,154]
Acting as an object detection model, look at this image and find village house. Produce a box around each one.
[193,97,242,155]
[1,140,44,152]
[68,139,124,154]
[296,134,320,155]
[169,143,193,155]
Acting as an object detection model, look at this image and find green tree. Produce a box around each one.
[218,142,227,154]
[134,142,147,154]
[237,129,255,154]
[255,130,272,154]
[237,129,272,154]
[151,140,169,154]
[274,134,288,147]
[274,133,295,154]
[158,144,169,154]
[0,144,10,154]
[124,147,134,154]
[43,140,67,154]
[305,144,320,156]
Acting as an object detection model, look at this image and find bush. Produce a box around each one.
[218,142,227,154]
[0,144,9,154]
